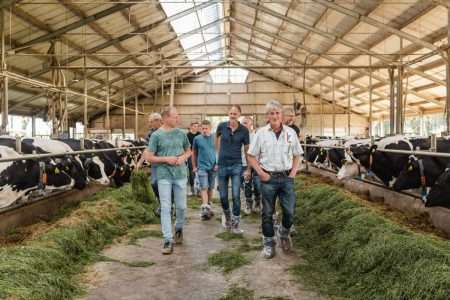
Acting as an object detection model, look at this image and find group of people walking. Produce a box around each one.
[142,100,303,259]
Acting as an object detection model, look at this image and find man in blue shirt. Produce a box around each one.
[216,105,250,233]
[192,120,217,220]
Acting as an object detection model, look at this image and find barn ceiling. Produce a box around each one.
[1,0,450,120]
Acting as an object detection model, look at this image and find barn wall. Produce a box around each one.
[91,72,368,138]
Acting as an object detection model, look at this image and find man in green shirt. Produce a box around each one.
[145,106,191,255]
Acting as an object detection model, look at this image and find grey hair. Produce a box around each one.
[265,100,283,114]
[149,112,162,120]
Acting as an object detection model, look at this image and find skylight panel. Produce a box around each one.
[209,67,249,83]
[160,0,225,68]
[171,13,199,33]
[160,0,193,17]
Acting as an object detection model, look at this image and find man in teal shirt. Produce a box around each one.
[192,120,217,220]
[145,106,191,255]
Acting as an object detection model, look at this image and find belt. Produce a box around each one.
[262,169,290,177]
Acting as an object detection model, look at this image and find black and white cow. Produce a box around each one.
[425,165,450,208]
[0,141,73,208]
[336,136,430,186]
[393,138,450,198]
[23,138,87,190]
[58,139,110,185]
[305,139,342,168]
[94,140,131,187]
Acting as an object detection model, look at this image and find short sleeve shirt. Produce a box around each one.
[193,134,216,171]
[187,131,200,149]
[216,121,250,166]
[148,128,190,180]
[248,124,303,172]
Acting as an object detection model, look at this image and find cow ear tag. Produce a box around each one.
[408,165,413,171]
[55,167,60,174]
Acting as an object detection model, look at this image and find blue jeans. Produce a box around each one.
[197,169,216,190]
[158,178,187,242]
[260,175,296,238]
[218,164,242,216]
[243,170,261,202]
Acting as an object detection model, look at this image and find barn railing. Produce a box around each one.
[300,142,450,159]
[0,146,146,163]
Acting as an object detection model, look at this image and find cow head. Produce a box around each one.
[314,148,328,166]
[327,148,344,169]
[55,156,87,190]
[336,145,370,181]
[0,159,73,194]
[393,156,422,191]
[426,166,450,208]
[81,155,110,185]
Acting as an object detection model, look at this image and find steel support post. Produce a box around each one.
[134,95,138,139]
[347,68,351,136]
[106,69,110,132]
[446,59,450,134]
[170,73,175,107]
[389,67,395,135]
[419,110,424,136]
[83,56,88,138]
[447,8,450,134]
[369,56,373,137]
[31,116,36,137]
[332,77,336,138]
[122,79,126,139]
[0,8,8,135]
[319,83,323,136]
[396,65,404,134]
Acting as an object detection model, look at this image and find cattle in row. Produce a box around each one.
[334,135,450,208]
[0,137,144,209]
[337,136,430,186]
[0,138,74,208]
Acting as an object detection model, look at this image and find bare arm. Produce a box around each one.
[289,155,301,177]
[192,148,198,171]
[247,154,270,182]
[244,144,251,172]
[215,135,221,155]
[175,148,192,165]
[144,150,176,164]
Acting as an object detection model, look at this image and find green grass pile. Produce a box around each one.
[131,170,157,206]
[0,185,156,300]
[215,231,245,241]
[208,249,250,274]
[128,229,162,245]
[292,177,450,300]
[220,285,254,300]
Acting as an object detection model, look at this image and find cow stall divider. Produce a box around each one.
[0,145,145,163]
[300,142,450,236]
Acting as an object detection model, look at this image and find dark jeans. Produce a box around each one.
[243,170,261,202]
[187,157,195,190]
[260,175,296,238]
[150,165,159,202]
[218,164,242,216]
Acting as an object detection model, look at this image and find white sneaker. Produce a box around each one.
[262,243,275,259]
[221,212,231,230]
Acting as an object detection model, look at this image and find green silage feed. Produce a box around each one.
[131,170,156,205]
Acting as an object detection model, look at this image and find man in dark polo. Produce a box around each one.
[216,105,250,234]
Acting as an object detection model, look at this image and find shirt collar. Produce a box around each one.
[266,123,285,133]
[227,121,242,131]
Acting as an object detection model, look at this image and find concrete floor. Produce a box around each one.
[81,203,325,300]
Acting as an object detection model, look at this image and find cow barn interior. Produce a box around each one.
[1,1,450,299]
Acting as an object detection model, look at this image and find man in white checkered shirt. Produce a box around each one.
[247,100,303,259]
